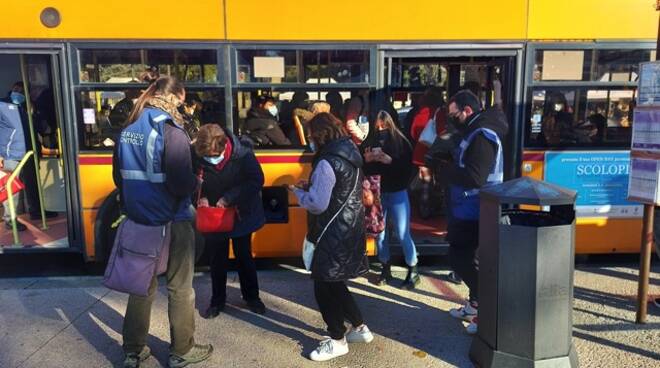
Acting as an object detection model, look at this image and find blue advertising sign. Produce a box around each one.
[544,151,643,218]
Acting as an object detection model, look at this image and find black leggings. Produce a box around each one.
[314,280,364,340]
[448,239,479,303]
[207,233,260,306]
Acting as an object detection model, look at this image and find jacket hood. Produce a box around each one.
[318,137,363,169]
[464,107,509,139]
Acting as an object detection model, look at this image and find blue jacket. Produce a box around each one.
[447,108,508,225]
[113,108,197,226]
[193,131,265,238]
[0,101,26,161]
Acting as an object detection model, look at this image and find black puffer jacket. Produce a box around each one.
[244,107,291,146]
[308,137,368,282]
[193,130,265,238]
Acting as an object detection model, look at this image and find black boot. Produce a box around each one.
[401,265,420,290]
[376,263,392,286]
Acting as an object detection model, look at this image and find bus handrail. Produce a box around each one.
[6,151,34,246]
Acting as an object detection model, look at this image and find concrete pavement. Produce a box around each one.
[0,263,658,368]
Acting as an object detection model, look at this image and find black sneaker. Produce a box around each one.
[205,304,224,319]
[5,221,27,232]
[246,299,266,315]
[29,211,58,220]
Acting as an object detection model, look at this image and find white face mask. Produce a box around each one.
[554,103,564,112]
[267,105,278,117]
[204,154,224,165]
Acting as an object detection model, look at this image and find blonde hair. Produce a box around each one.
[310,101,331,115]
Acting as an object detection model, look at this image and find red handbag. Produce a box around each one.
[195,169,237,233]
[0,170,25,203]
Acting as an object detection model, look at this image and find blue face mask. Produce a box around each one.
[203,154,224,165]
[308,141,317,152]
[10,92,25,105]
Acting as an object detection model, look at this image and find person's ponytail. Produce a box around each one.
[125,76,185,126]
[126,82,159,126]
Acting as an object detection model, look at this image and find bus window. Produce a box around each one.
[527,88,636,148]
[76,88,225,150]
[236,50,297,84]
[75,48,222,151]
[233,89,363,148]
[78,49,218,84]
[302,50,371,84]
[592,49,655,82]
[534,50,591,82]
[526,46,655,149]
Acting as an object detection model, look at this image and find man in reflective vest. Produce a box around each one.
[442,90,508,335]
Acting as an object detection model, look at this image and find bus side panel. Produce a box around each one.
[79,156,115,209]
[528,0,657,40]
[226,0,527,41]
[2,1,225,40]
[575,218,642,254]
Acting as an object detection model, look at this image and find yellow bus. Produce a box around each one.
[0,1,656,260]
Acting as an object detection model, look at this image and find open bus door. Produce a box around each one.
[0,46,82,253]
[380,46,523,254]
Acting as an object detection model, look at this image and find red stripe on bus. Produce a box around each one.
[523,152,545,162]
[79,156,113,165]
[79,155,313,165]
[257,155,313,164]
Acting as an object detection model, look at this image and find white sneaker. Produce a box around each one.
[449,301,478,322]
[309,337,349,362]
[345,324,374,343]
[466,317,478,335]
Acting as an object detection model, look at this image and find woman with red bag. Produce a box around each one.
[192,123,266,318]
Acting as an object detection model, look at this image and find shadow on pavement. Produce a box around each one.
[192,268,473,367]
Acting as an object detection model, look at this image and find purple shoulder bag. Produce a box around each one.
[102,218,171,297]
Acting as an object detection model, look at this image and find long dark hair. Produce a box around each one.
[126,76,185,125]
[373,110,411,153]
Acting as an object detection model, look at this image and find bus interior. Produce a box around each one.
[385,54,517,251]
[0,52,72,250]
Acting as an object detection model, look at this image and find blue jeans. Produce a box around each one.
[377,190,418,267]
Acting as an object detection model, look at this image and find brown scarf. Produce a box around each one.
[146,94,185,126]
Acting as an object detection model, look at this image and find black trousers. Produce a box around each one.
[448,238,479,304]
[207,233,260,306]
[314,280,364,340]
[20,158,42,214]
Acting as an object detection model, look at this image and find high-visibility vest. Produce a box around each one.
[117,108,190,225]
[449,124,504,222]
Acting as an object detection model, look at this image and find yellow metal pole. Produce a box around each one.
[6,151,35,246]
[19,55,48,230]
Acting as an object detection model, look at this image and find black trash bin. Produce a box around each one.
[470,176,579,368]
